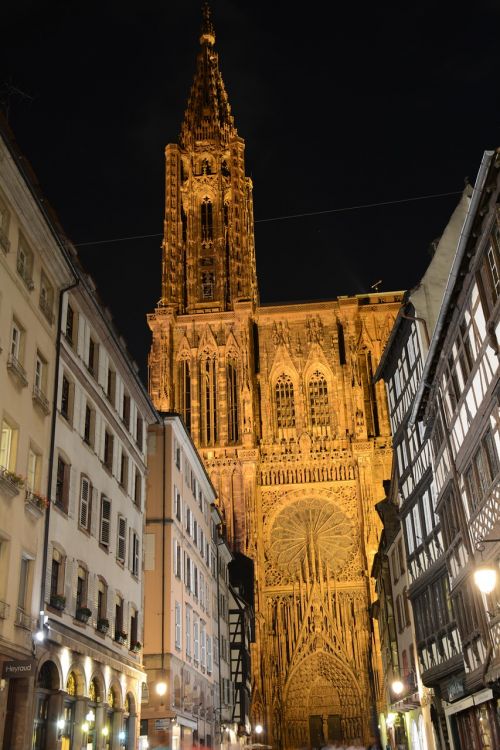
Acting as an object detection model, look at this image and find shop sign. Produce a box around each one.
[155,719,171,731]
[447,675,465,702]
[2,659,36,679]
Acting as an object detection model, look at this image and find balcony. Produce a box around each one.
[32,385,50,415]
[0,599,10,619]
[15,607,33,630]
[390,671,421,712]
[7,353,28,387]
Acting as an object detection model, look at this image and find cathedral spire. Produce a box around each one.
[180,2,236,147]
[200,0,215,47]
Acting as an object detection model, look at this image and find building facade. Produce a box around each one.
[0,118,73,750]
[143,415,223,750]
[147,6,402,746]
[0,113,159,750]
[374,188,476,750]
[32,266,158,750]
[412,150,500,748]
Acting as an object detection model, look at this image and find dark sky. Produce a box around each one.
[2,0,500,382]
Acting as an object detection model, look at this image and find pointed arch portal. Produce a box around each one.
[284,650,365,748]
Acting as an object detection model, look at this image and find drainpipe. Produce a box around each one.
[39,276,79,617]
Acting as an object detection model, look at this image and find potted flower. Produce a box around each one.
[0,467,25,496]
[130,640,142,653]
[50,593,66,611]
[75,606,92,623]
[115,629,128,645]
[25,489,49,511]
[97,617,109,634]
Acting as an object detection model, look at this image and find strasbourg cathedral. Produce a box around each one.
[147,6,401,747]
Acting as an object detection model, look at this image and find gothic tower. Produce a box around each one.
[148,5,402,747]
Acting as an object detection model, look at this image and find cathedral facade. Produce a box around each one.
[147,7,401,747]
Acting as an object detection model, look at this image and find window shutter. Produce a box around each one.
[67,466,77,518]
[64,559,74,610]
[100,497,111,546]
[133,534,140,577]
[87,573,95,622]
[80,477,90,529]
[117,517,127,562]
[44,543,53,606]
[90,487,98,537]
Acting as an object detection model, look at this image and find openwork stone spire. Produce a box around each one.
[180,2,236,148]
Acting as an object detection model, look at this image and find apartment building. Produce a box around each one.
[143,415,222,750]
[411,150,500,748]
[0,117,73,750]
[374,189,474,749]
[32,270,158,750]
[215,528,236,749]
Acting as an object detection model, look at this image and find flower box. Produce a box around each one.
[0,467,24,498]
[97,618,109,634]
[130,641,142,653]
[25,490,48,518]
[50,594,66,611]
[115,630,128,645]
[76,606,92,623]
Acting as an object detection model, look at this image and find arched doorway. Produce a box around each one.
[123,692,137,750]
[86,675,103,749]
[105,684,121,750]
[32,660,61,750]
[283,650,366,748]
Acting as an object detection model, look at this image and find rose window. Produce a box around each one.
[268,499,355,575]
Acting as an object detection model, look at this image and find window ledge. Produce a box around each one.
[0,470,22,498]
[32,385,50,415]
[7,354,28,387]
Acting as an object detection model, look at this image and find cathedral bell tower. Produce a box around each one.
[161,2,258,314]
[148,5,402,747]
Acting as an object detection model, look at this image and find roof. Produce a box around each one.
[411,149,499,423]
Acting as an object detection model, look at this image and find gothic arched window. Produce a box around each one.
[227,359,239,444]
[178,358,191,432]
[200,353,217,446]
[201,197,213,243]
[275,374,295,431]
[308,370,330,432]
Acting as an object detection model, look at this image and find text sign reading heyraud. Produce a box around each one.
[2,659,36,679]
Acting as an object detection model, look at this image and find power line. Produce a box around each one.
[74,189,462,248]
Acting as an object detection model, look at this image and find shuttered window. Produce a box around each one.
[100,496,111,546]
[175,601,181,649]
[132,533,140,577]
[79,476,91,530]
[117,516,127,563]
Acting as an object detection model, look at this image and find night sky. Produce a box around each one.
[2,0,500,382]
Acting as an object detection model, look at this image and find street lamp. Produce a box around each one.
[255,724,263,735]
[473,539,500,594]
[474,562,498,594]
[391,679,404,696]
[156,680,167,697]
